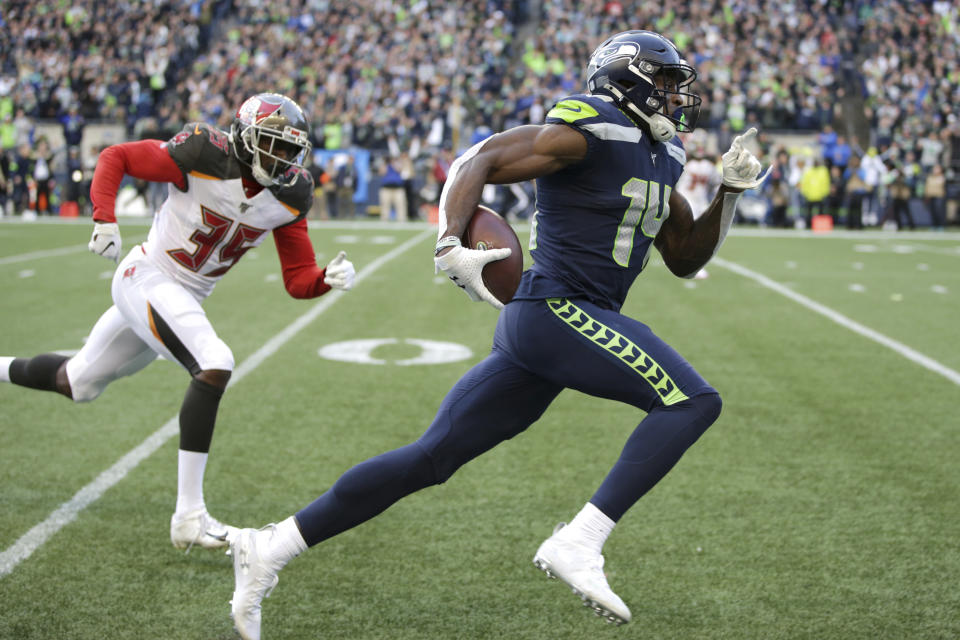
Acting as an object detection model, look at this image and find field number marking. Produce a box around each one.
[318,338,472,365]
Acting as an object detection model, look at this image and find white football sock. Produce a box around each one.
[0,356,14,382]
[175,449,208,515]
[269,516,308,567]
[559,502,615,554]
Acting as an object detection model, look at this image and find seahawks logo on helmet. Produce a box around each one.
[585,30,701,141]
[591,43,640,70]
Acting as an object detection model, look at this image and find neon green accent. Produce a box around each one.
[614,178,649,266]
[546,100,598,123]
[641,183,668,238]
[546,298,689,406]
[613,178,670,266]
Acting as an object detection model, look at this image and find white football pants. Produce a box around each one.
[66,246,234,402]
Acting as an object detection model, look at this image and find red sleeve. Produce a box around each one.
[273,219,332,299]
[90,140,185,222]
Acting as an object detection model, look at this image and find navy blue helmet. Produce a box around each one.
[586,30,701,141]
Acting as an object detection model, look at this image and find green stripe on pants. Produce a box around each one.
[546,298,689,406]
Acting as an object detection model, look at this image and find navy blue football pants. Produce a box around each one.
[296,297,722,546]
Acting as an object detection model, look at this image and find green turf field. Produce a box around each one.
[1,219,958,639]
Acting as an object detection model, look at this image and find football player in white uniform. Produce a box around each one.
[0,93,356,551]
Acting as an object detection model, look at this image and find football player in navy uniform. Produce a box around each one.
[228,32,768,639]
[0,93,356,552]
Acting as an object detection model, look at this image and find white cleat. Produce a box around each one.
[230,525,281,640]
[532,524,631,626]
[170,508,237,552]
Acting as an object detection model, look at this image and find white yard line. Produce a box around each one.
[896,243,960,257]
[0,235,149,266]
[0,229,433,578]
[725,229,960,241]
[0,245,92,265]
[713,257,960,387]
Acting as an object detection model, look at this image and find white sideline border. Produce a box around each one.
[0,234,150,266]
[0,229,434,578]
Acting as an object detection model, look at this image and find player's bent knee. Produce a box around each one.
[195,338,234,376]
[402,442,445,487]
[63,358,105,403]
[415,419,480,484]
[690,390,722,425]
[194,368,232,390]
[407,444,444,489]
[422,443,471,484]
[69,377,107,403]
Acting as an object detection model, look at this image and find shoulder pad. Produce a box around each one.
[166,122,237,179]
[664,138,687,167]
[545,97,603,125]
[271,169,314,218]
[548,95,644,144]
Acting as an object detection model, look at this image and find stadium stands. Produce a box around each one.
[0,0,957,227]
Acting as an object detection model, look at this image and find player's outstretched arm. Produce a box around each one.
[434,124,587,308]
[656,128,771,278]
[88,140,185,263]
[274,219,355,297]
[655,185,744,277]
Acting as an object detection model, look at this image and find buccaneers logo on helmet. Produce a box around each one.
[231,93,312,187]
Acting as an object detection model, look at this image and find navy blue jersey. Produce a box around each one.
[512,94,687,312]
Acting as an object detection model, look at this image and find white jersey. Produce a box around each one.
[144,123,312,300]
[64,124,316,398]
[676,157,717,219]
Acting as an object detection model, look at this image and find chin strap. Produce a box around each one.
[633,108,676,142]
[605,85,677,142]
[249,147,277,186]
[236,125,281,187]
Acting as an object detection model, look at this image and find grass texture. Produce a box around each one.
[0,220,958,639]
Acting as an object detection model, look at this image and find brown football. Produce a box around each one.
[461,205,523,304]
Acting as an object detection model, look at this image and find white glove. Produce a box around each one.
[434,243,511,310]
[323,250,356,290]
[88,222,122,263]
[721,127,772,190]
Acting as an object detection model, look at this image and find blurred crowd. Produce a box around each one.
[0,0,958,229]
[679,123,956,231]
